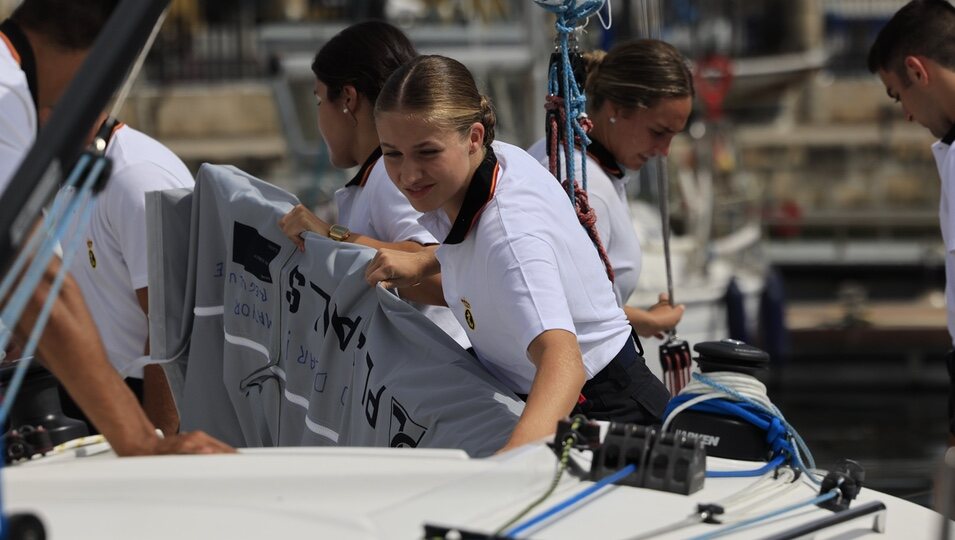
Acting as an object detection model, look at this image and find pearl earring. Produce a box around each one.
[609,117,616,124]
[343,108,349,114]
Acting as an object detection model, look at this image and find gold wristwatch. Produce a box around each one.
[328,224,351,242]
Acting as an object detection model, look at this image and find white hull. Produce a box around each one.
[4,441,942,539]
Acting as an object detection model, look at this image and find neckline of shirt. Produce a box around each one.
[942,123,955,146]
[345,147,383,188]
[443,149,499,245]
[581,136,624,179]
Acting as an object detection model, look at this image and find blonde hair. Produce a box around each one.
[584,39,694,113]
[375,55,496,146]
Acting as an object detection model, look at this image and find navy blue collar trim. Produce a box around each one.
[943,123,955,146]
[444,150,498,245]
[582,137,623,179]
[346,147,382,187]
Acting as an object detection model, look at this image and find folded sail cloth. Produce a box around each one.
[146,164,522,457]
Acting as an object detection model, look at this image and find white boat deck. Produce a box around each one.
[3,442,944,539]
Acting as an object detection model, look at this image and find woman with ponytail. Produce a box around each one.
[528,39,693,339]
[366,55,670,452]
[277,21,468,348]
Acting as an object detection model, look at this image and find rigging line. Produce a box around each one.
[657,156,675,306]
[0,157,104,425]
[0,157,106,354]
[108,7,168,121]
[492,416,583,536]
[687,490,839,540]
[505,463,636,538]
[0,154,91,310]
[623,468,800,540]
[596,0,612,29]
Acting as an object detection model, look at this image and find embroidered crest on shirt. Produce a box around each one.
[87,240,97,268]
[461,298,475,330]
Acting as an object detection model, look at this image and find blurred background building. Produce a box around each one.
[2,0,947,508]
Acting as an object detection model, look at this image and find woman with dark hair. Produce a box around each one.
[278,21,468,347]
[527,39,693,339]
[366,55,670,452]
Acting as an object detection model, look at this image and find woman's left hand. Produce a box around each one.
[278,204,330,252]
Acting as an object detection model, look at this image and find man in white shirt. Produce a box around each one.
[869,0,955,445]
[55,120,194,435]
[0,0,228,454]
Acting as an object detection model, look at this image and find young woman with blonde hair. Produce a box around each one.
[366,55,670,452]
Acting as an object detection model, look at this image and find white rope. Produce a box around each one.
[596,0,612,29]
[661,371,777,433]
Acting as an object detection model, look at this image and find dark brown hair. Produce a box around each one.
[584,39,694,113]
[311,20,418,104]
[11,0,119,50]
[375,55,496,146]
[867,0,955,83]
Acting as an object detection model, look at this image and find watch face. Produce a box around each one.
[330,225,350,241]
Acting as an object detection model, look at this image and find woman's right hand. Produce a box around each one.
[278,204,330,252]
[364,248,440,290]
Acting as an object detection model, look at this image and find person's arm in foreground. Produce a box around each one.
[16,259,233,455]
[497,329,585,453]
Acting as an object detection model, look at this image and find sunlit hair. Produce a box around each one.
[375,55,496,146]
[311,20,417,103]
[867,0,955,84]
[583,39,694,113]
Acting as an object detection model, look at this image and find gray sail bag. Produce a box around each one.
[146,164,522,457]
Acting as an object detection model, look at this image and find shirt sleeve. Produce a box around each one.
[0,80,36,193]
[940,149,955,252]
[369,169,438,245]
[104,162,193,290]
[487,233,576,354]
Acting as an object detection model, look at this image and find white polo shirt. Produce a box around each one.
[57,124,195,378]
[527,137,642,306]
[418,141,631,394]
[933,124,955,347]
[335,148,470,349]
[0,22,38,194]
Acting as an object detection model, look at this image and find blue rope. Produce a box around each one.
[0,152,103,540]
[695,373,819,484]
[0,153,91,311]
[662,372,821,484]
[687,490,839,540]
[0,155,105,426]
[504,463,636,538]
[706,454,786,479]
[534,0,604,199]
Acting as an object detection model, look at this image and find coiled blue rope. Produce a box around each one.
[663,372,820,483]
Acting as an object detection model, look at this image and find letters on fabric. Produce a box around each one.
[147,164,522,457]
